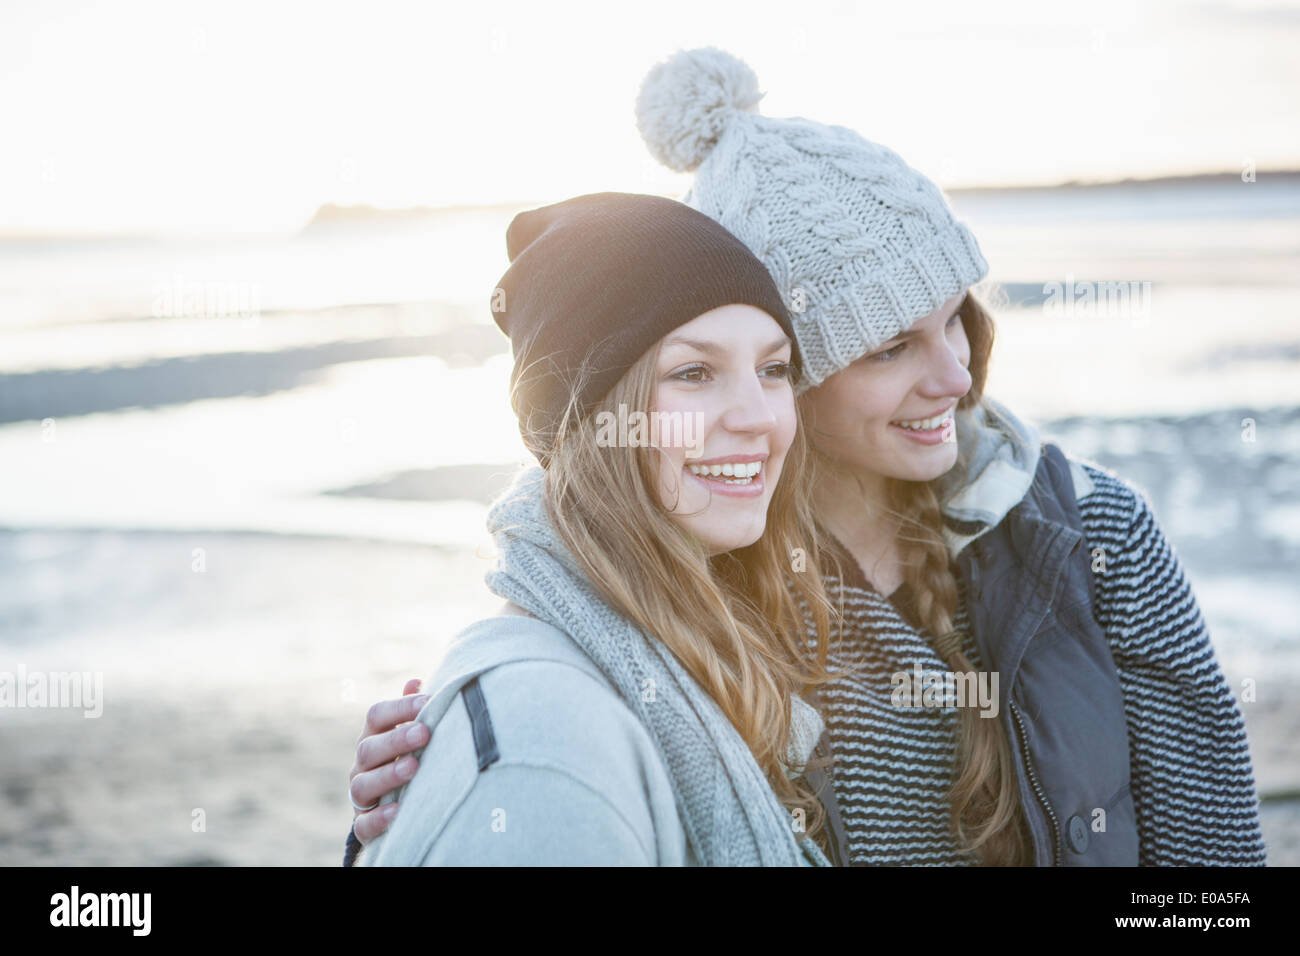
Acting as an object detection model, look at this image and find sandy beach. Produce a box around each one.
[0,531,505,866]
[1,517,1296,866]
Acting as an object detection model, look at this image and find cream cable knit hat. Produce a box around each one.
[635,47,989,391]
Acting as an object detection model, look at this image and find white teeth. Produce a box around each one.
[687,460,762,482]
[891,411,953,431]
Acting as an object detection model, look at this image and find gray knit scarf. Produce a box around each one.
[483,464,829,867]
[933,395,1042,559]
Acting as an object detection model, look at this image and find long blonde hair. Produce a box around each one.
[515,340,844,847]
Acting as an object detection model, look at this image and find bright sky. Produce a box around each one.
[2,0,1298,235]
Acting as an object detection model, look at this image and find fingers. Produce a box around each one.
[359,692,430,742]
[353,718,430,777]
[349,679,427,846]
[349,751,422,817]
[353,802,400,845]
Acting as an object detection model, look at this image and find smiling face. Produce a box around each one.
[649,304,797,556]
[800,292,973,483]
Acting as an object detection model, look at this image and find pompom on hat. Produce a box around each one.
[635,47,989,391]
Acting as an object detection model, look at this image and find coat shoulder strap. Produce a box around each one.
[1037,441,1097,609]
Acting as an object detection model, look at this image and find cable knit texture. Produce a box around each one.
[635,47,989,390]
[480,465,830,866]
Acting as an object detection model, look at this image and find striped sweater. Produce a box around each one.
[813,457,1267,866]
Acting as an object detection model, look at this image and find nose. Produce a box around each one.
[720,368,780,435]
[918,331,972,400]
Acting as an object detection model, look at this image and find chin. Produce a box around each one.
[696,518,766,555]
[892,442,960,482]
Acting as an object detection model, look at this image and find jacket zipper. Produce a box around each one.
[1009,698,1062,866]
[968,542,1064,865]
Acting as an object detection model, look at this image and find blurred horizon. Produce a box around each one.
[3,167,1299,241]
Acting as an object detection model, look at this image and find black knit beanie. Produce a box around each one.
[492,192,800,467]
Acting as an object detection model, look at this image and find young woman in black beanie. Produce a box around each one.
[347,192,849,865]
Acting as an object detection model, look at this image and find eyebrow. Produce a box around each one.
[661,335,791,356]
[879,302,965,344]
